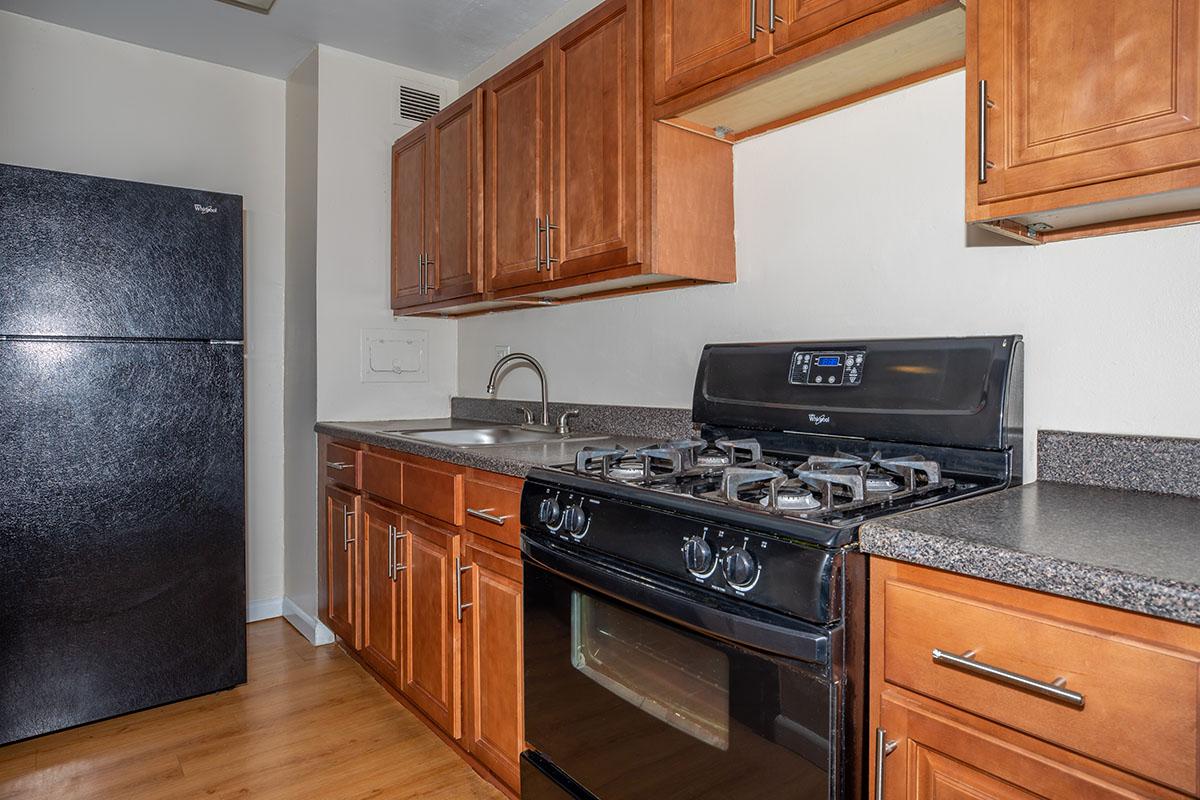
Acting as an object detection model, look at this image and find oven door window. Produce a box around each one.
[571,591,730,750]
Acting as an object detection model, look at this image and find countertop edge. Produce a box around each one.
[860,521,1200,626]
[315,421,534,478]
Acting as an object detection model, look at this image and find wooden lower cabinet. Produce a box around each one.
[318,437,524,794]
[877,690,1188,800]
[401,515,463,739]
[870,558,1200,799]
[324,483,361,649]
[461,534,524,790]
[361,500,403,679]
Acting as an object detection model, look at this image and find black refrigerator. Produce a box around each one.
[0,163,247,745]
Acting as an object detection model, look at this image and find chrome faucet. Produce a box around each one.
[486,352,553,432]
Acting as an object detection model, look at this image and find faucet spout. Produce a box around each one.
[485,353,551,428]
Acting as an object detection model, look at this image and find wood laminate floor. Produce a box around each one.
[0,619,505,800]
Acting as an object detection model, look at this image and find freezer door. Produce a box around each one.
[0,339,246,745]
[0,163,242,340]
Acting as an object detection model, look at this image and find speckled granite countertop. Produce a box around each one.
[860,481,1200,625]
[315,418,662,478]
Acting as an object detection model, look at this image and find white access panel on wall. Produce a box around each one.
[360,328,428,383]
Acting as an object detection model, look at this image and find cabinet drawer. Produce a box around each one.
[402,458,463,526]
[884,578,1200,794]
[325,442,361,488]
[464,473,522,548]
[362,451,404,507]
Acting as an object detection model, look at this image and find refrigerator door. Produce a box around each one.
[0,339,246,744]
[0,163,243,340]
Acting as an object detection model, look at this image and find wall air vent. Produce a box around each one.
[395,84,443,127]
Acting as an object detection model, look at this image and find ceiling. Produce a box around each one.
[0,0,573,80]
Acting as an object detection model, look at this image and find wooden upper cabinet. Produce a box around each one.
[325,484,361,649]
[485,45,554,292]
[972,0,1200,208]
[550,0,642,279]
[653,0,772,103]
[391,125,429,310]
[400,515,462,739]
[771,0,899,52]
[428,89,484,303]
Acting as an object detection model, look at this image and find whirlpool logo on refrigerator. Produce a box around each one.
[808,413,832,426]
[194,204,219,214]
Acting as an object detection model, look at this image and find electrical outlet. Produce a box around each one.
[494,345,511,360]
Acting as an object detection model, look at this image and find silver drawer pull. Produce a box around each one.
[326,461,350,470]
[874,728,898,800]
[466,507,512,526]
[932,648,1085,708]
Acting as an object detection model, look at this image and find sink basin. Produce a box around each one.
[381,426,605,448]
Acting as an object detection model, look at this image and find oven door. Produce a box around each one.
[523,535,841,800]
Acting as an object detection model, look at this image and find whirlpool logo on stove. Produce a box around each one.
[808,413,832,426]
[194,204,219,214]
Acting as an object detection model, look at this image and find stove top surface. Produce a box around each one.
[544,435,987,529]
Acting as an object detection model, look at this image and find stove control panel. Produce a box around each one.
[789,350,865,387]
[520,479,841,623]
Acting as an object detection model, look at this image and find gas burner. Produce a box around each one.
[605,458,650,480]
[695,449,731,467]
[762,486,821,511]
[865,475,900,493]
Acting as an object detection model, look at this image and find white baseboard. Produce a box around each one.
[247,596,283,623]
[282,595,335,646]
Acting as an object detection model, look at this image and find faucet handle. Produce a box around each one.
[557,409,580,436]
[518,407,537,426]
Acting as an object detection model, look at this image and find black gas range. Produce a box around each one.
[519,336,1023,800]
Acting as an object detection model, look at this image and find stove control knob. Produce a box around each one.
[683,537,715,576]
[538,498,563,527]
[562,504,588,536]
[722,548,759,590]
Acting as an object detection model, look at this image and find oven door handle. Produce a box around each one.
[522,536,832,664]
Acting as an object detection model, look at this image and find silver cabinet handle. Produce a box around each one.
[535,217,544,272]
[387,524,396,579]
[425,254,435,291]
[467,507,512,526]
[393,529,407,579]
[978,80,992,184]
[326,461,349,470]
[932,648,1085,707]
[543,214,559,270]
[874,728,898,800]
[750,0,759,41]
[419,253,428,294]
[768,0,779,32]
[342,504,357,550]
[455,556,473,622]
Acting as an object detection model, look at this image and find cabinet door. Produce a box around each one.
[428,89,484,302]
[361,500,402,681]
[974,0,1200,204]
[401,515,461,738]
[653,0,772,103]
[391,124,429,309]
[461,537,523,791]
[325,485,361,649]
[550,0,642,280]
[485,45,554,292]
[771,0,897,52]
[876,692,1178,800]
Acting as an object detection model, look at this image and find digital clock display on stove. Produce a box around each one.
[788,349,865,386]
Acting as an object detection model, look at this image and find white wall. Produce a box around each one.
[0,11,288,609]
[457,72,1200,471]
[282,50,323,639]
[315,45,459,422]
[461,0,604,90]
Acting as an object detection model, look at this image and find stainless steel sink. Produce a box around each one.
[380,426,605,448]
